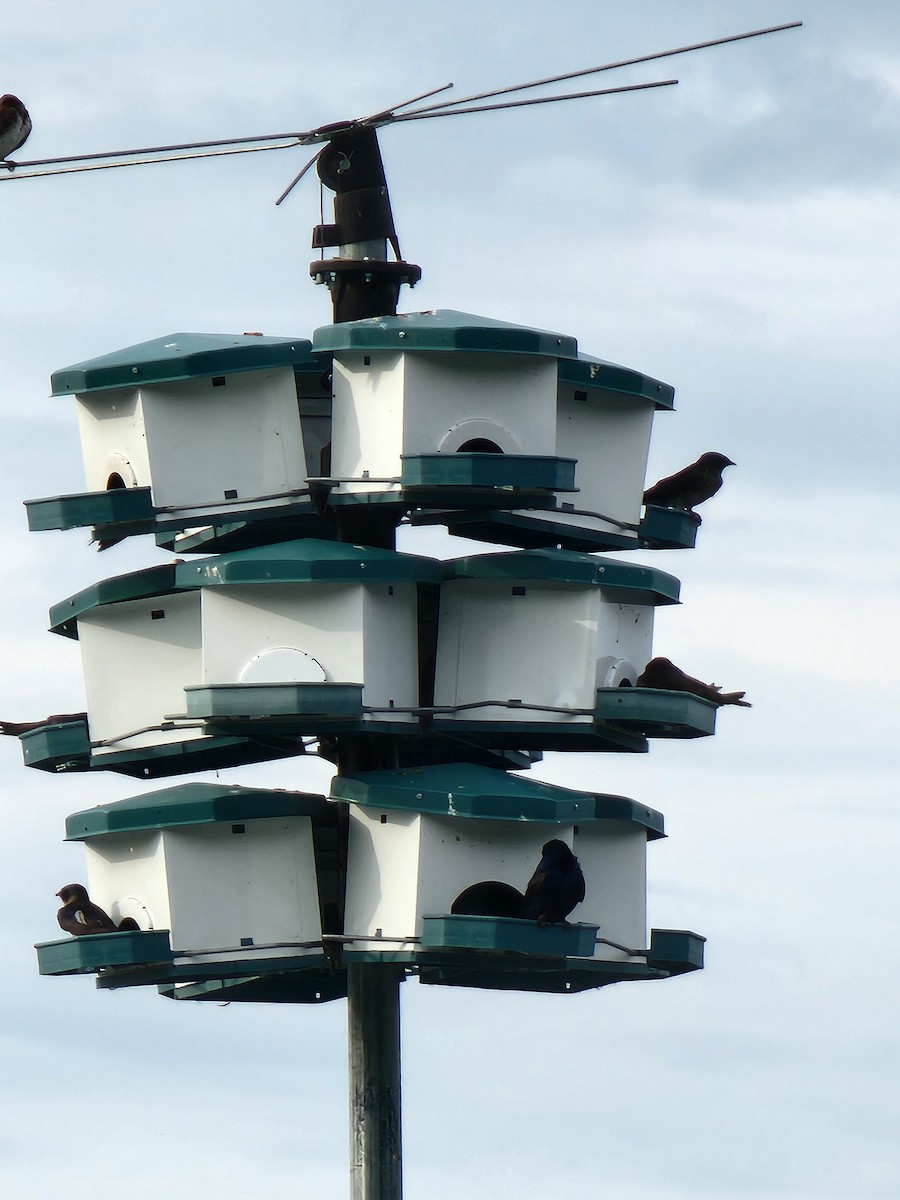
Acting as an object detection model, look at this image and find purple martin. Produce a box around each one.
[56,884,118,936]
[643,451,734,513]
[0,95,31,169]
[637,656,751,707]
[0,713,87,736]
[520,839,585,925]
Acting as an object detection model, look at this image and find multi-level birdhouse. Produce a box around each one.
[35,782,345,1001]
[29,539,442,777]
[331,763,702,991]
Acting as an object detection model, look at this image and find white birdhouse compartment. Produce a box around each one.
[198,579,419,721]
[182,539,443,730]
[314,310,578,503]
[550,357,665,540]
[77,589,202,756]
[65,784,340,976]
[431,551,680,748]
[44,333,329,529]
[330,350,559,492]
[332,764,661,973]
[440,352,678,553]
[572,817,656,963]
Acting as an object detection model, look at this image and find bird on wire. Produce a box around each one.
[636,656,751,707]
[642,451,734,514]
[0,713,86,736]
[0,95,31,169]
[56,884,118,936]
[520,839,585,926]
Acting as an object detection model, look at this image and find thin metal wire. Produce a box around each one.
[0,140,299,182]
[392,79,678,124]
[397,21,802,118]
[4,86,455,180]
[275,147,326,207]
[361,81,454,124]
[596,936,648,956]
[0,21,801,190]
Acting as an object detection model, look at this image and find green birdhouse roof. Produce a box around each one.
[331,762,664,834]
[445,549,680,606]
[50,539,443,636]
[51,332,323,396]
[65,782,336,840]
[313,309,578,359]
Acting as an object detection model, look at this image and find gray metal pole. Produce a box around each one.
[347,962,403,1200]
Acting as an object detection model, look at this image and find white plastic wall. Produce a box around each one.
[343,807,565,948]
[343,807,650,964]
[549,387,656,540]
[572,821,649,962]
[74,366,307,510]
[83,815,323,964]
[78,591,202,754]
[200,581,419,720]
[330,350,558,494]
[433,581,654,721]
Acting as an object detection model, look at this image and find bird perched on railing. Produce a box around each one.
[643,451,734,514]
[56,884,118,936]
[0,712,86,736]
[636,656,751,707]
[0,95,31,169]
[521,839,585,925]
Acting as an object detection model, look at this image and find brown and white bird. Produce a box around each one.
[0,94,32,169]
[643,451,734,513]
[636,657,751,708]
[56,884,118,936]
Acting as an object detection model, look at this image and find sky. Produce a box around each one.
[1,2,899,1197]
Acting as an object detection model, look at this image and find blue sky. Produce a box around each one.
[2,3,899,1197]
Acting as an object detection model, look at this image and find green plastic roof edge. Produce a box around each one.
[559,354,675,411]
[313,309,578,359]
[51,332,324,396]
[65,782,335,840]
[444,549,680,605]
[178,537,444,588]
[50,563,178,638]
[50,539,443,635]
[330,763,663,832]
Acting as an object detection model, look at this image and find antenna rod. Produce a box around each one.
[392,78,677,124]
[5,129,310,172]
[362,82,454,124]
[399,21,802,118]
[0,141,296,182]
[274,148,322,207]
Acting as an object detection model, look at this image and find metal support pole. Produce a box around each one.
[348,962,403,1200]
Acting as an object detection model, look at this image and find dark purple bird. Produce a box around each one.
[643,451,734,513]
[56,884,118,936]
[637,656,751,707]
[0,95,31,169]
[520,839,585,925]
